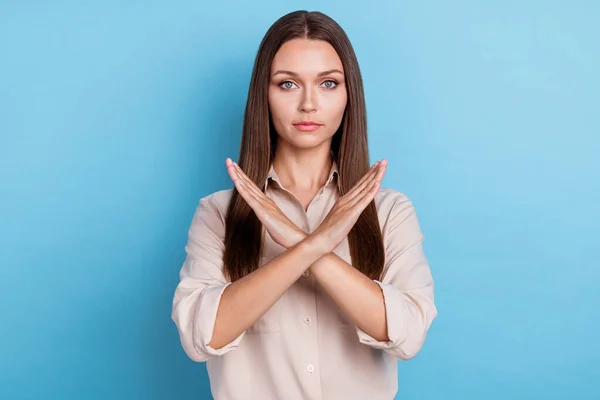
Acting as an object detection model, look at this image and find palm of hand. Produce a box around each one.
[225,158,387,253]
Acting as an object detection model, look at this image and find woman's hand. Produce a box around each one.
[226,158,307,249]
[308,159,387,255]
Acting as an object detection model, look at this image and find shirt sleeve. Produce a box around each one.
[171,195,246,362]
[355,192,437,360]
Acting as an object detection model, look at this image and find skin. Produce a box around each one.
[267,38,348,209]
[209,38,390,350]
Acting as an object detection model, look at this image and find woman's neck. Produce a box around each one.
[272,146,333,191]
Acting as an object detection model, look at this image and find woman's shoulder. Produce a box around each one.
[375,187,412,210]
[201,188,234,207]
[194,189,234,224]
[374,187,423,224]
[375,187,424,241]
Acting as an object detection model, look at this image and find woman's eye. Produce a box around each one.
[279,80,338,90]
[280,81,298,90]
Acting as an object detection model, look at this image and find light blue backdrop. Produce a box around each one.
[1,1,598,399]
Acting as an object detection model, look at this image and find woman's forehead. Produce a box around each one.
[271,39,344,75]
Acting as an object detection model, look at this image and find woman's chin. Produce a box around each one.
[279,133,332,148]
[290,138,331,150]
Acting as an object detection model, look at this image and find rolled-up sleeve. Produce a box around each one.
[356,193,437,360]
[171,196,245,362]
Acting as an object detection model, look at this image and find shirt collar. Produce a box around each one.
[265,159,339,190]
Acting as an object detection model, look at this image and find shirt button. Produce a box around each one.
[306,364,314,373]
[302,271,309,277]
[304,316,311,324]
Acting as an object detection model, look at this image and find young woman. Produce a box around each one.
[172,10,437,400]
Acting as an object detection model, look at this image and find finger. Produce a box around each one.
[226,159,264,207]
[340,163,379,203]
[231,174,260,209]
[231,164,276,213]
[226,158,241,183]
[351,159,385,193]
[232,162,266,199]
[345,160,386,202]
[347,162,386,209]
[225,159,262,200]
[347,178,379,212]
[226,160,264,200]
[226,158,245,184]
[232,167,265,207]
[348,161,380,192]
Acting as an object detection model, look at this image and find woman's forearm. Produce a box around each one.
[208,237,325,349]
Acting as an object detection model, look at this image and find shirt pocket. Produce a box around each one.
[246,309,282,334]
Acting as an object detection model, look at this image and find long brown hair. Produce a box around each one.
[223,10,385,282]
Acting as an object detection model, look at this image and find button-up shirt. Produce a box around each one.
[171,161,437,400]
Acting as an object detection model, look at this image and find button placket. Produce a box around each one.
[300,274,322,398]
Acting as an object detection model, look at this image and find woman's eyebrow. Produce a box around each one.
[272,69,344,78]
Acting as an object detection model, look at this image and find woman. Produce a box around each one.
[172,10,437,400]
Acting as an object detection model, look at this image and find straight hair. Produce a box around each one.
[223,10,385,282]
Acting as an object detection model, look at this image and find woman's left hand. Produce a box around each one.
[226,158,307,249]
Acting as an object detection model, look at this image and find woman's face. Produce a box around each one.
[268,38,347,150]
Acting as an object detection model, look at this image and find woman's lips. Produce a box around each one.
[293,123,323,132]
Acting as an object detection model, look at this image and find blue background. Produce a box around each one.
[1,1,598,399]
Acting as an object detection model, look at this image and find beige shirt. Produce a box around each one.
[171,161,437,400]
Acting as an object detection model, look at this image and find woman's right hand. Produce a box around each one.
[226,158,307,249]
[308,159,388,255]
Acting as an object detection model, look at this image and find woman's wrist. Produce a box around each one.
[299,231,331,259]
[292,228,309,247]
